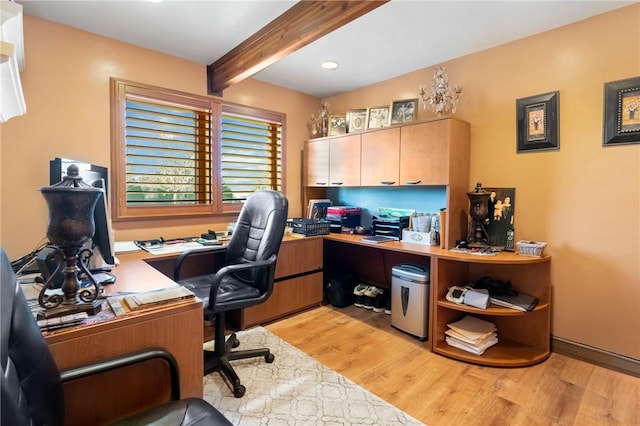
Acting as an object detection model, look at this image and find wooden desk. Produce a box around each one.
[45,253,204,425]
[323,233,552,367]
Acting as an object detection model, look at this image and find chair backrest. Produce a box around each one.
[1,248,65,426]
[225,190,289,291]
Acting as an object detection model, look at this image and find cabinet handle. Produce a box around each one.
[404,180,421,185]
[315,182,327,186]
[380,181,396,185]
[331,182,343,186]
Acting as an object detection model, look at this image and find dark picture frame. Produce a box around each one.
[484,187,516,251]
[516,91,559,153]
[346,109,367,133]
[328,115,346,136]
[390,98,417,124]
[602,76,640,146]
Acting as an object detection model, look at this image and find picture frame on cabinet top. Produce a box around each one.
[328,115,346,136]
[516,91,559,153]
[390,98,418,124]
[346,109,367,133]
[603,76,640,146]
[366,106,390,129]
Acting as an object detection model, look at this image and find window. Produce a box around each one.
[111,79,285,220]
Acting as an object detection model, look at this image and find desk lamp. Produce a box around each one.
[467,182,491,247]
[38,164,103,319]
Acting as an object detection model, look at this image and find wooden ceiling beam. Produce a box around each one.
[207,0,388,96]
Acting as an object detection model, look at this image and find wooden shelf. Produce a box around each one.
[436,299,550,316]
[433,338,551,367]
[433,254,551,367]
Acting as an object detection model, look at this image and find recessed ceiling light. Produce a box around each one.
[321,61,339,70]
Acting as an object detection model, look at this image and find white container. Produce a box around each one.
[402,229,431,246]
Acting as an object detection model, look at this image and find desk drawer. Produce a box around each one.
[229,272,323,329]
[275,237,323,279]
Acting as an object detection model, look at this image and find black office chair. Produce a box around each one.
[0,248,232,426]
[174,189,288,398]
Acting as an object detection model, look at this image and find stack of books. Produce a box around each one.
[108,286,196,316]
[445,315,498,355]
[490,291,538,312]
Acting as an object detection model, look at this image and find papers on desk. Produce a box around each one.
[445,315,498,355]
[108,286,196,316]
[114,241,141,253]
[139,241,207,255]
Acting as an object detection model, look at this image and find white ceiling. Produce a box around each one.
[18,0,636,98]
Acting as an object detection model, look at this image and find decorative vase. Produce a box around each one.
[467,182,491,247]
[38,164,104,318]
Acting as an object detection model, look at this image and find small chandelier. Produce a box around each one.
[418,67,462,115]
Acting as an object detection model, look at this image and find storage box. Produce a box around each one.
[402,230,432,246]
[286,219,331,236]
[516,240,547,257]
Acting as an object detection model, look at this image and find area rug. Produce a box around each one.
[203,326,424,425]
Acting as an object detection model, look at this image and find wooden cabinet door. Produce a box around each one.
[329,134,361,186]
[400,120,450,185]
[304,139,329,187]
[361,127,400,186]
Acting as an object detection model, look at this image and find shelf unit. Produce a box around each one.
[303,116,470,249]
[432,251,551,366]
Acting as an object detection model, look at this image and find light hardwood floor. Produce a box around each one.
[266,305,639,426]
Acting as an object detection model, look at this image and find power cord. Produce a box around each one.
[10,239,48,273]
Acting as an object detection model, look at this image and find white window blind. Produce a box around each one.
[220,113,282,205]
[124,97,212,206]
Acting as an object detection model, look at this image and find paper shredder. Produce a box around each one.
[391,263,430,341]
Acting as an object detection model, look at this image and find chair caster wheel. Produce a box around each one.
[232,339,240,348]
[265,353,275,363]
[233,384,246,398]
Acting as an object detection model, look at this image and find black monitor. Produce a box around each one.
[49,158,116,269]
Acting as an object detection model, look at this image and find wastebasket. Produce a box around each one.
[391,263,430,341]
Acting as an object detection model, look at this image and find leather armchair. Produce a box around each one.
[0,248,231,426]
[174,189,288,398]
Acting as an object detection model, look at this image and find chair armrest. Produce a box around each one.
[59,348,181,400]
[212,254,277,279]
[173,246,226,281]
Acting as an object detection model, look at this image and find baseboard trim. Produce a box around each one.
[552,336,640,378]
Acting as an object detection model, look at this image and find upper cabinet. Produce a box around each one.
[303,138,329,186]
[304,134,361,187]
[304,117,469,188]
[400,119,469,186]
[361,128,400,186]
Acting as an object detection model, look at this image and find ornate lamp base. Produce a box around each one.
[37,246,103,320]
[36,299,102,320]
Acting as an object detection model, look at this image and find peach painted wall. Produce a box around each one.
[1,7,638,361]
[326,5,639,360]
[0,15,317,260]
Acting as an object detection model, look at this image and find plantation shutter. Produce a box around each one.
[220,113,282,205]
[124,97,212,206]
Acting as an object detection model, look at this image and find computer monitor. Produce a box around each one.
[49,157,116,269]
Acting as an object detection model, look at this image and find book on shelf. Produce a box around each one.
[490,291,538,312]
[307,199,331,220]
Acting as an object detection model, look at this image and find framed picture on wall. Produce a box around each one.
[390,98,417,124]
[366,106,390,129]
[603,76,640,146]
[346,108,368,133]
[516,91,559,153]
